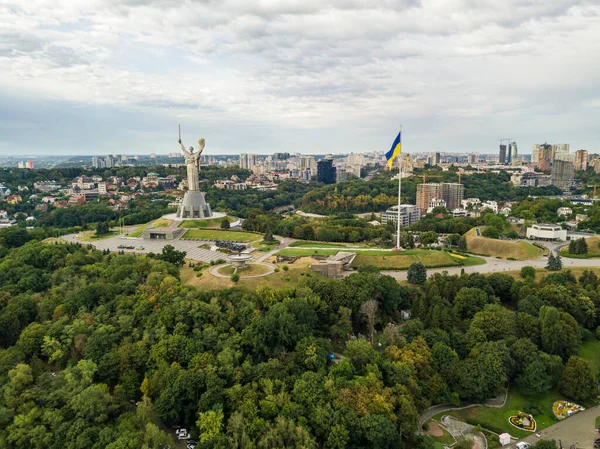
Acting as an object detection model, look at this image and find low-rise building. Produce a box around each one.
[33,181,60,192]
[526,223,567,241]
[452,208,469,218]
[557,207,572,216]
[427,198,447,213]
[6,194,22,204]
[570,197,593,206]
[381,204,421,227]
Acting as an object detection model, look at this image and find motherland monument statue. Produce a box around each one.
[175,125,213,219]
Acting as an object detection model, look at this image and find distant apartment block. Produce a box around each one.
[239,153,257,170]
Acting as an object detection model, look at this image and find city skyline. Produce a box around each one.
[1,1,599,155]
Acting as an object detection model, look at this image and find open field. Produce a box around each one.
[128,223,149,238]
[178,217,234,228]
[435,387,568,439]
[561,235,600,258]
[183,229,261,242]
[181,257,317,290]
[465,227,542,260]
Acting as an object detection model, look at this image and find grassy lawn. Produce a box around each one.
[178,217,234,228]
[77,230,120,242]
[128,223,149,238]
[181,258,317,290]
[278,248,341,257]
[183,229,261,242]
[502,266,600,283]
[465,227,542,260]
[252,241,280,252]
[277,247,485,270]
[151,218,173,228]
[289,241,367,248]
[216,264,271,276]
[436,387,566,438]
[578,338,600,377]
[561,235,600,259]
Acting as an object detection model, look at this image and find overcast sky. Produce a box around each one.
[1,0,599,156]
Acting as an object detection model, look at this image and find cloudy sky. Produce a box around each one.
[1,0,599,156]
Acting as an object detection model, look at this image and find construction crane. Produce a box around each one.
[421,174,442,184]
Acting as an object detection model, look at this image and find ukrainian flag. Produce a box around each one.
[385,131,402,169]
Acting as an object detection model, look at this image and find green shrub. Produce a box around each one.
[231,273,240,283]
[282,265,289,271]
[521,266,536,279]
[274,268,280,273]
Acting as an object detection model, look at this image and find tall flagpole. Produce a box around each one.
[396,125,403,249]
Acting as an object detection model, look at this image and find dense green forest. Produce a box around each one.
[0,235,599,448]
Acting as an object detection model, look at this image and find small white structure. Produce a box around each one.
[516,442,530,449]
[481,200,498,213]
[557,207,572,216]
[526,223,567,242]
[499,433,511,446]
[176,429,189,440]
[427,198,447,213]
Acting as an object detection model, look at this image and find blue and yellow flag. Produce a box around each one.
[385,131,402,169]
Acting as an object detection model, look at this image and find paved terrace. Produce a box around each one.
[62,231,225,263]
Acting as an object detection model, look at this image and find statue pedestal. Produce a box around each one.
[176,191,213,219]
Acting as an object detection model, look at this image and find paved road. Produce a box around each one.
[377,255,600,281]
[518,405,600,449]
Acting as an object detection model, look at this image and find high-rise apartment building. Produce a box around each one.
[239,153,257,170]
[299,155,317,177]
[416,182,464,213]
[509,142,518,162]
[317,157,336,184]
[552,144,571,161]
[416,183,443,213]
[442,183,465,210]
[536,144,553,171]
[499,145,507,164]
[575,149,588,171]
[551,160,575,191]
[25,161,34,169]
[468,153,478,165]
